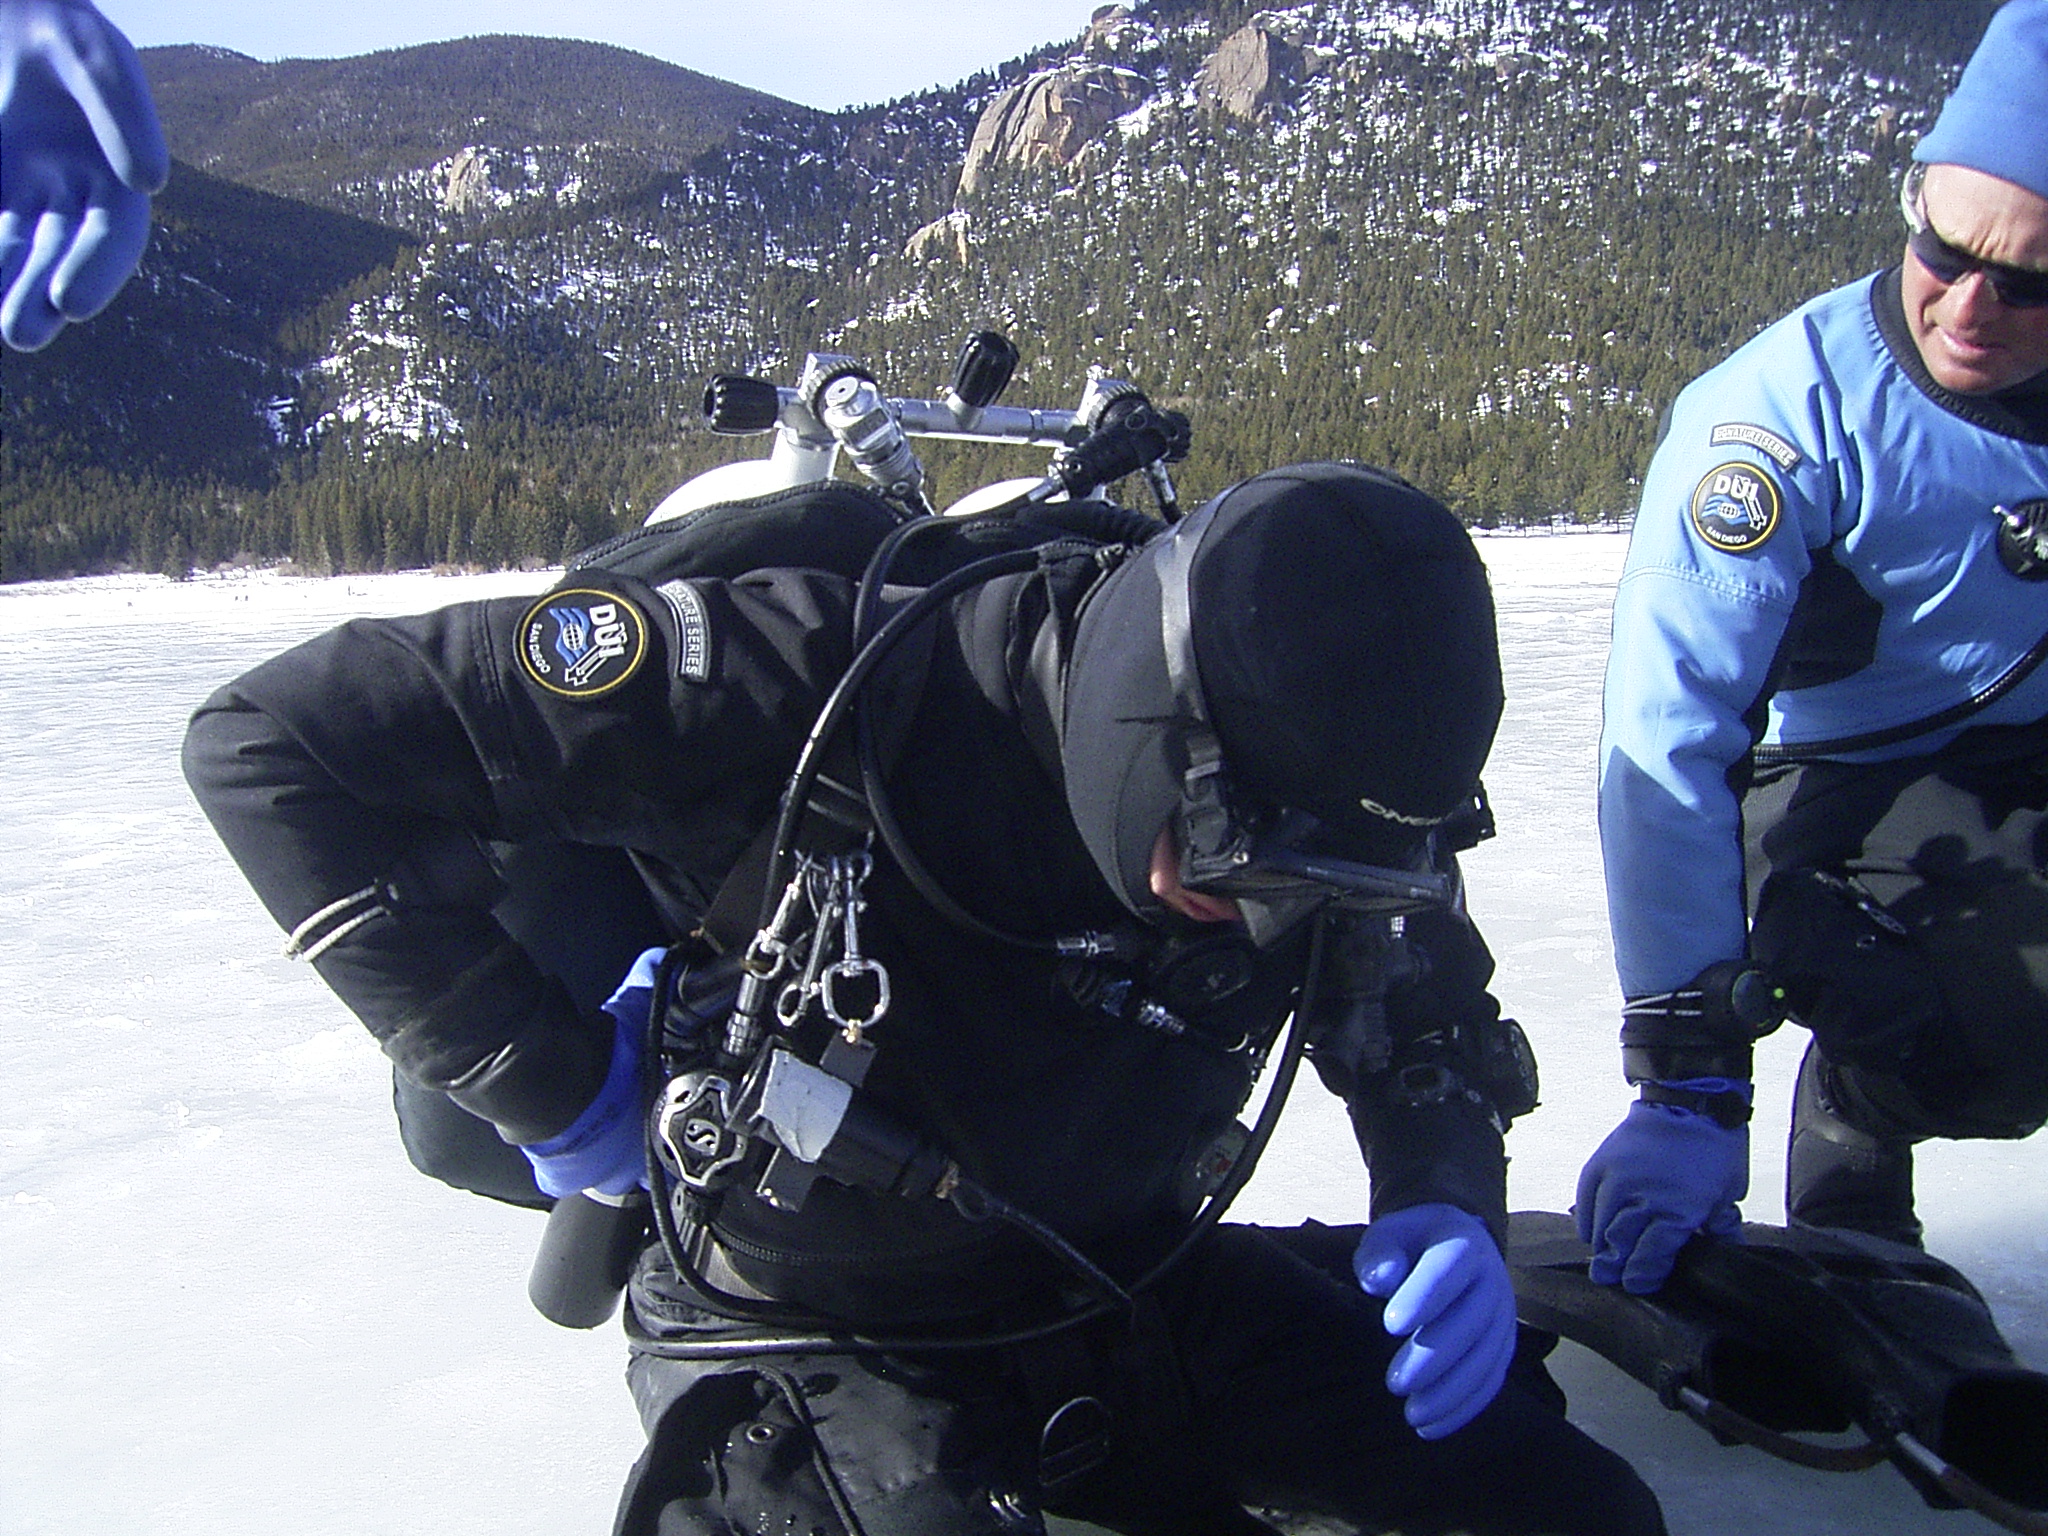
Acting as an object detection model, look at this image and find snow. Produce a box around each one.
[3,541,2043,1535]
[1115,100,1160,140]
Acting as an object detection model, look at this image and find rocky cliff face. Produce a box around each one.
[904,208,971,265]
[956,63,1152,198]
[1195,20,1309,121]
[435,148,501,215]
[1082,3,1149,57]
[956,8,1330,201]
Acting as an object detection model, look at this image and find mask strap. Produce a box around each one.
[1152,501,1213,729]
[1152,499,1245,874]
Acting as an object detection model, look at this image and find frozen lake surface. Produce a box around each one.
[3,535,2042,1534]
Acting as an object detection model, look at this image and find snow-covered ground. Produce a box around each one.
[3,536,2042,1535]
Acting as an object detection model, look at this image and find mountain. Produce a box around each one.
[0,0,2003,580]
[139,38,804,231]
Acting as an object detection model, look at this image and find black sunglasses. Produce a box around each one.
[1899,166,2048,310]
[1908,224,2048,310]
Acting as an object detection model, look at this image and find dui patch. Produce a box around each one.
[1689,462,1783,553]
[516,588,649,699]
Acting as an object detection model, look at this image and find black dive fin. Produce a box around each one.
[1507,1211,2048,1534]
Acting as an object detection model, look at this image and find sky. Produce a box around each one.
[4,532,2044,1535]
[98,1,1119,113]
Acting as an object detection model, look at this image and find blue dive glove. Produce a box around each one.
[519,947,664,1199]
[1353,1202,1518,1440]
[1,0,169,350]
[1575,1078,1751,1295]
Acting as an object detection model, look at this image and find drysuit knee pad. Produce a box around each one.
[1753,866,2048,1138]
[1750,868,1945,1072]
[1904,862,2048,1136]
[614,1355,1048,1536]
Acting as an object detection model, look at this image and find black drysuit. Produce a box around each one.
[184,516,1664,1535]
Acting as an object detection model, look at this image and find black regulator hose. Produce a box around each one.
[849,499,1161,952]
[756,545,1046,943]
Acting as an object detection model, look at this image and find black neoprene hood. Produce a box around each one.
[1059,461,1504,917]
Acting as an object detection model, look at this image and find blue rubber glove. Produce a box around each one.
[1575,1082,1750,1295]
[519,947,664,1199]
[1,0,169,350]
[1353,1202,1518,1440]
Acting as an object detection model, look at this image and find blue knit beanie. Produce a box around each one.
[1915,0,2048,202]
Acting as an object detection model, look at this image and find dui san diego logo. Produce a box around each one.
[516,588,649,699]
[1689,461,1783,553]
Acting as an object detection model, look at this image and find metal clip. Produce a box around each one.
[821,852,890,1041]
[775,861,845,1029]
[744,856,817,983]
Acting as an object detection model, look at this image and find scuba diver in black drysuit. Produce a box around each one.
[183,462,1666,1535]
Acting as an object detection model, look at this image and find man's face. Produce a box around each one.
[1901,163,2048,395]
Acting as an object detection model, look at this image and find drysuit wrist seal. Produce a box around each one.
[1637,1080,1754,1129]
[1620,960,1787,1084]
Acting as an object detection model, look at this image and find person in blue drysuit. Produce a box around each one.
[0,0,167,350]
[1578,0,2048,1291]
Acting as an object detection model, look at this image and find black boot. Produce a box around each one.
[1786,1044,1924,1248]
